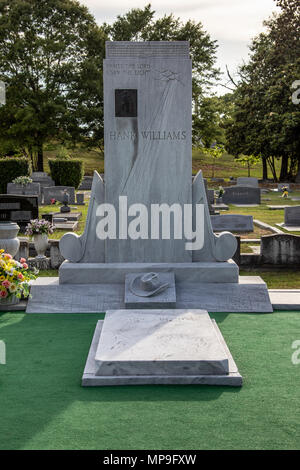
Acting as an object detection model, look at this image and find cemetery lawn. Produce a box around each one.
[43,143,281,180]
[0,311,299,450]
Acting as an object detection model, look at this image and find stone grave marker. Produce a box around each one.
[7,182,42,204]
[236,177,258,188]
[43,186,75,205]
[223,186,261,205]
[284,206,300,227]
[0,194,38,231]
[211,214,253,233]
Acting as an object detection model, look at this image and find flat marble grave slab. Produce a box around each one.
[276,223,300,232]
[124,273,176,309]
[26,276,273,313]
[82,309,243,386]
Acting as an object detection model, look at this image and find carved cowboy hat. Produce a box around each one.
[129,272,170,297]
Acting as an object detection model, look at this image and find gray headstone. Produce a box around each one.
[7,182,41,204]
[207,189,215,205]
[31,172,55,191]
[78,176,93,190]
[236,177,258,188]
[261,234,300,264]
[0,194,38,231]
[211,215,253,233]
[43,186,75,205]
[223,186,261,205]
[76,193,85,205]
[284,206,300,226]
[104,41,192,263]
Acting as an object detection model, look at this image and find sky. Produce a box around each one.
[80,0,279,94]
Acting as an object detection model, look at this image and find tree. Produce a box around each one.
[201,145,224,179]
[225,0,300,181]
[236,154,261,177]
[105,4,219,91]
[0,0,106,170]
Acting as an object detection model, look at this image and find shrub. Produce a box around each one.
[0,157,31,193]
[48,159,84,189]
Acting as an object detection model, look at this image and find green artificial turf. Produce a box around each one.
[0,311,300,450]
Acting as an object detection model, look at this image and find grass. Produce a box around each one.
[191,149,282,179]
[0,311,299,450]
[240,270,300,289]
[43,143,281,180]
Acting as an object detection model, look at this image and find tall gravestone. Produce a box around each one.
[104,41,192,263]
[28,41,272,315]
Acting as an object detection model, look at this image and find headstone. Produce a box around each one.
[222,186,261,205]
[207,189,215,205]
[284,206,300,226]
[124,272,176,309]
[261,234,300,265]
[7,182,42,204]
[78,176,93,190]
[211,215,253,233]
[211,178,224,183]
[104,41,192,263]
[43,186,75,205]
[31,172,55,192]
[42,213,54,223]
[76,193,85,205]
[28,40,272,316]
[0,194,38,231]
[236,177,259,188]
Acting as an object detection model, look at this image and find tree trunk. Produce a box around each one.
[262,157,268,180]
[37,142,44,172]
[280,155,288,181]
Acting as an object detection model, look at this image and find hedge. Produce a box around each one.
[48,159,84,189]
[0,157,31,194]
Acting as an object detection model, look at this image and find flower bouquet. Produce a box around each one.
[25,219,54,259]
[12,176,33,186]
[0,250,37,305]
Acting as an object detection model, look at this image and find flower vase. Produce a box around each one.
[34,233,48,259]
[0,294,20,310]
[0,222,20,257]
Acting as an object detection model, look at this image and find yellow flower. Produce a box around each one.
[0,275,5,282]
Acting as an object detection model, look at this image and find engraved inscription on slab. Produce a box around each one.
[0,203,20,210]
[115,89,137,117]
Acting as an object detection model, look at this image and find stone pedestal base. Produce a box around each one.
[59,260,239,284]
[26,276,273,313]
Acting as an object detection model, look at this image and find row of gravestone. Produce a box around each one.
[6,172,85,206]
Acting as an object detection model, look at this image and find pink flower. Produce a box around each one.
[2,280,11,288]
[0,290,8,298]
[22,263,28,270]
[20,258,26,264]
[4,254,12,260]
[17,273,24,281]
